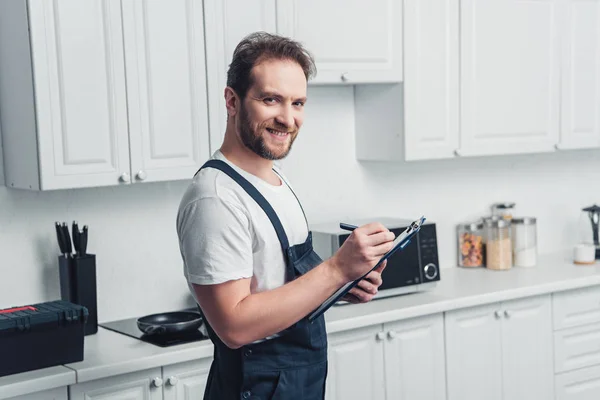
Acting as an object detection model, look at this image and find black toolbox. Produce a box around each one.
[0,300,88,377]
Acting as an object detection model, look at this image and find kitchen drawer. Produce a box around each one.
[553,286,600,330]
[556,364,600,400]
[555,322,600,373]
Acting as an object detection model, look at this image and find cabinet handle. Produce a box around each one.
[166,376,178,386]
[454,149,462,157]
[151,377,163,388]
[340,72,349,82]
[136,170,147,181]
[376,332,385,341]
[387,331,397,340]
[494,310,502,319]
[504,310,511,318]
[119,172,130,183]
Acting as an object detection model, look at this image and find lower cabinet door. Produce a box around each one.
[383,314,446,400]
[68,368,163,400]
[7,386,67,400]
[500,295,553,400]
[445,303,503,400]
[556,364,600,400]
[326,324,385,400]
[162,359,212,400]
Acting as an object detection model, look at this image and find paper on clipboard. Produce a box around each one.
[308,216,426,322]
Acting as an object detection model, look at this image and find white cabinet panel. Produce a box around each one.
[555,322,600,373]
[556,364,600,400]
[445,303,503,400]
[203,0,277,154]
[459,0,560,156]
[384,314,446,400]
[404,0,459,161]
[277,0,402,85]
[122,0,210,183]
[68,368,163,400]
[162,359,212,400]
[501,295,554,400]
[553,286,600,330]
[27,0,131,189]
[326,325,385,400]
[559,0,600,150]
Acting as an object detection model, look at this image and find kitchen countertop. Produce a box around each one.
[0,366,75,400]
[6,252,600,390]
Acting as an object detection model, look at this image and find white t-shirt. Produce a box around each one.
[176,150,309,296]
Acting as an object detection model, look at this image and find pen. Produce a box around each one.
[339,223,358,232]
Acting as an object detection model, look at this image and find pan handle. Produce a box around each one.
[145,325,167,335]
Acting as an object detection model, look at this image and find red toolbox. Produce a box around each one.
[0,300,87,377]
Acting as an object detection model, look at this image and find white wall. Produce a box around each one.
[1,86,599,322]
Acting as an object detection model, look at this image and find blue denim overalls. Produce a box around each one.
[194,160,328,400]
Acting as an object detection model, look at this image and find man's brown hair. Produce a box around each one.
[227,32,317,100]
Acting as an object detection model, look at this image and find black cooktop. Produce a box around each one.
[100,307,210,347]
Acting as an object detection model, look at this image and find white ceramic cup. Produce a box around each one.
[574,243,597,265]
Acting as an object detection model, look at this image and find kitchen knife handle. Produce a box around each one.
[80,225,88,256]
[55,221,66,255]
[62,223,72,257]
[72,221,80,256]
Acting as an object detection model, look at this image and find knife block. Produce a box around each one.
[58,254,98,335]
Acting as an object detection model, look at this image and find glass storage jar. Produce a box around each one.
[491,202,516,220]
[511,217,537,267]
[484,217,512,270]
[457,221,485,268]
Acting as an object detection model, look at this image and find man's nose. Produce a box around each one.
[275,106,295,130]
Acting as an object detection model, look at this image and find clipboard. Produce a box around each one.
[308,216,426,323]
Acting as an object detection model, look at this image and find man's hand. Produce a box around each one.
[341,260,387,304]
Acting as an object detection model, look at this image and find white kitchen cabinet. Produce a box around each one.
[458,0,560,157]
[558,0,600,150]
[203,0,277,154]
[326,324,385,400]
[162,359,211,400]
[402,0,459,161]
[556,364,600,400]
[0,0,130,190]
[7,387,67,400]
[384,314,446,400]
[0,0,210,190]
[326,314,446,400]
[120,0,210,184]
[277,0,402,85]
[445,302,503,400]
[68,368,163,400]
[445,295,553,400]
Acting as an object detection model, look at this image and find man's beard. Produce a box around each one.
[238,104,297,161]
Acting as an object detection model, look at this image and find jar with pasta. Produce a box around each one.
[457,221,485,268]
[484,217,512,270]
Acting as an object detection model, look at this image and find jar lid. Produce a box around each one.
[492,202,516,209]
[512,217,536,225]
[459,221,483,231]
[483,217,511,228]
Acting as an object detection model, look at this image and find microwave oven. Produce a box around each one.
[311,217,440,300]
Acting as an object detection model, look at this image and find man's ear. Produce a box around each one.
[224,87,239,117]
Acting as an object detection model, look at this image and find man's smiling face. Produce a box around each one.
[236,58,307,160]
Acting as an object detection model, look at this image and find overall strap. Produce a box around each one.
[272,169,309,231]
[198,160,290,251]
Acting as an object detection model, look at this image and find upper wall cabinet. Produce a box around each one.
[458,0,560,157]
[356,0,600,162]
[558,0,600,150]
[0,0,209,190]
[277,0,403,85]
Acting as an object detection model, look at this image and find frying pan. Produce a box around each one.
[137,311,203,336]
